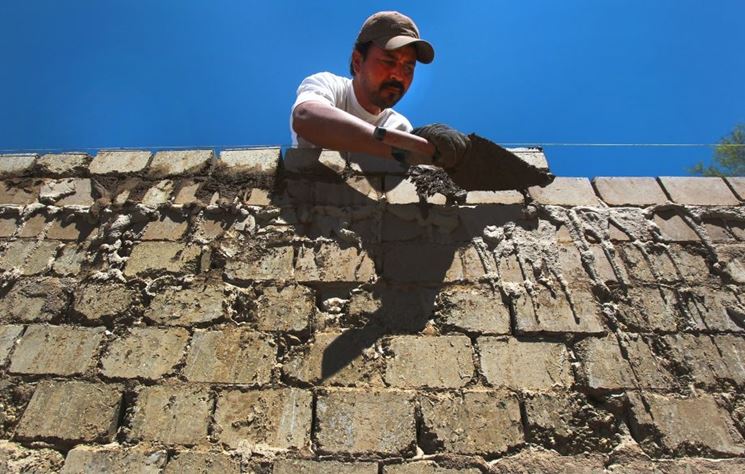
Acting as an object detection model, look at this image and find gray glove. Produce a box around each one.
[411,123,470,169]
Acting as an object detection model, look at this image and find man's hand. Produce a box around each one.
[412,123,470,169]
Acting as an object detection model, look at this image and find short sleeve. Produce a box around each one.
[292,72,345,110]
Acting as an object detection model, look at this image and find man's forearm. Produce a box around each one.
[292,101,435,162]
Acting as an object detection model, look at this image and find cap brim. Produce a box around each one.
[379,35,435,64]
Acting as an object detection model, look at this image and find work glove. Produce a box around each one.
[411,123,470,169]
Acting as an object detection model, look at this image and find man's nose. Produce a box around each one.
[389,63,405,81]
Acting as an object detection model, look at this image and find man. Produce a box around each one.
[290,11,468,169]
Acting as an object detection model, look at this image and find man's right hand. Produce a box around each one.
[411,123,470,169]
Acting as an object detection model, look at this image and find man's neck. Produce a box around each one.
[352,78,382,115]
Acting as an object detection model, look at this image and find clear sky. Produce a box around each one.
[1,1,743,177]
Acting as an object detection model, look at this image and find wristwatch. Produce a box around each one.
[374,126,408,166]
[373,126,387,141]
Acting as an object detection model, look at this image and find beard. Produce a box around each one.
[370,80,405,109]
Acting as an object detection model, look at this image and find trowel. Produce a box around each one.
[447,134,555,191]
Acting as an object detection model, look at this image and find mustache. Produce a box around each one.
[380,80,404,93]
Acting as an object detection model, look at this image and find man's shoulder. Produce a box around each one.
[300,71,351,88]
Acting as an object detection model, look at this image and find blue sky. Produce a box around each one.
[1,1,743,177]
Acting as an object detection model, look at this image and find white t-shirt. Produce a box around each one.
[290,71,413,147]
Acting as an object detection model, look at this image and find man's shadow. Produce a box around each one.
[273,148,525,382]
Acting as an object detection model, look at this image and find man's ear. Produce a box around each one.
[352,50,362,75]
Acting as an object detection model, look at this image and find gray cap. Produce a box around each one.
[356,11,435,64]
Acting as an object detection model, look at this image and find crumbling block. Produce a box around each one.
[275,459,377,474]
[15,381,121,444]
[629,392,745,455]
[489,448,606,473]
[9,325,104,376]
[384,335,473,388]
[436,285,510,334]
[74,283,137,322]
[144,283,224,326]
[62,446,167,473]
[0,179,39,205]
[217,148,280,178]
[574,335,636,391]
[164,451,239,473]
[224,245,294,281]
[40,178,94,206]
[0,325,23,364]
[183,327,275,384]
[315,389,416,455]
[141,212,189,240]
[214,388,312,450]
[479,337,573,391]
[0,240,59,275]
[129,385,211,445]
[101,327,189,380]
[254,284,313,332]
[419,391,523,455]
[295,243,376,283]
[0,277,67,323]
[284,331,385,386]
[124,242,201,276]
[0,441,64,473]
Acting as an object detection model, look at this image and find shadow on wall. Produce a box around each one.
[271,148,528,382]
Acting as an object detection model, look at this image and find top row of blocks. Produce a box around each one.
[1,149,743,207]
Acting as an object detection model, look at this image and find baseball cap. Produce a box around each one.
[356,11,435,64]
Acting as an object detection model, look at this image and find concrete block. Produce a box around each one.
[141,213,188,240]
[295,243,376,283]
[725,176,745,200]
[653,210,699,241]
[0,240,59,275]
[224,246,294,281]
[659,176,740,205]
[682,287,744,332]
[0,154,36,178]
[129,385,211,445]
[0,277,67,323]
[214,388,312,450]
[0,179,39,205]
[479,337,573,391]
[385,176,420,204]
[124,242,201,276]
[164,451,239,473]
[314,175,382,206]
[217,148,280,177]
[621,336,675,390]
[101,327,189,380]
[465,190,524,205]
[574,335,636,391]
[284,331,385,386]
[148,150,213,178]
[593,177,668,206]
[254,284,313,332]
[62,446,167,473]
[89,150,152,175]
[275,459,377,474]
[384,461,481,473]
[528,177,603,206]
[616,286,679,332]
[419,391,523,455]
[489,448,606,473]
[144,283,223,326]
[283,148,346,175]
[384,335,473,388]
[45,214,98,241]
[37,153,90,177]
[513,283,605,335]
[629,392,745,455]
[0,215,17,237]
[316,389,416,455]
[9,325,104,376]
[17,213,46,237]
[183,327,275,384]
[39,178,94,206]
[15,381,121,444]
[74,283,137,322]
[662,334,745,387]
[52,243,88,276]
[348,152,408,174]
[717,243,745,284]
[0,325,23,364]
[141,179,174,207]
[382,243,464,283]
[436,285,510,334]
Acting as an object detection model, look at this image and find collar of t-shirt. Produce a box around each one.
[348,81,389,125]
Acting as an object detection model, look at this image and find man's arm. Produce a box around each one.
[292,100,436,164]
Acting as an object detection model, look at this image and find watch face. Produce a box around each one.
[374,126,387,141]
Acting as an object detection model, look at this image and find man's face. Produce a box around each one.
[353,44,417,111]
